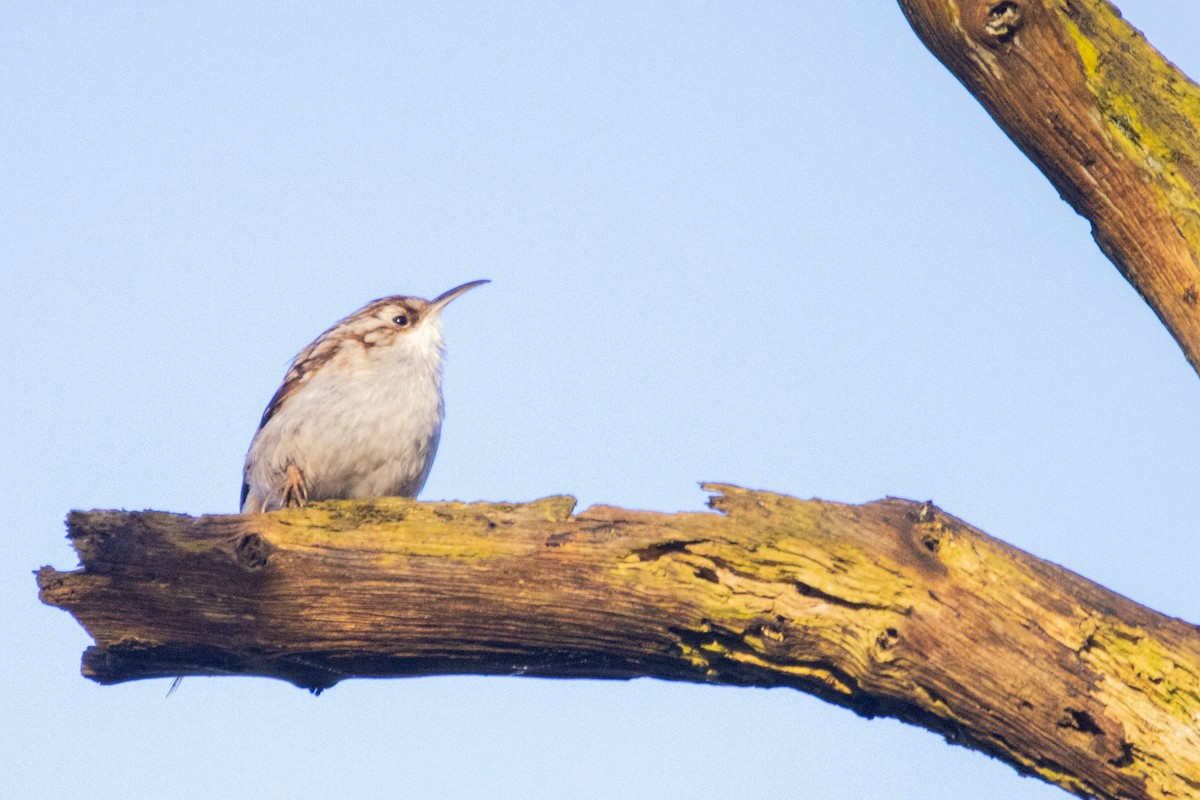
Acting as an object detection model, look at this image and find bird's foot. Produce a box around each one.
[282,464,308,508]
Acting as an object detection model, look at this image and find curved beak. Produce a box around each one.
[429,279,490,315]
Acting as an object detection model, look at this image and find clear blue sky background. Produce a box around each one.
[3,3,1198,798]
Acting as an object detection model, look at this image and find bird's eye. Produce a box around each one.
[392,314,409,327]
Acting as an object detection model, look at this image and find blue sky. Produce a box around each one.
[3,3,1197,798]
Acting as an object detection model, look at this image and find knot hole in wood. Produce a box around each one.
[984,1,1022,44]
[233,532,271,571]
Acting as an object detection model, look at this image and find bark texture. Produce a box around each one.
[38,487,1200,800]
[897,0,1200,377]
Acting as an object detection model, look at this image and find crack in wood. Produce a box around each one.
[630,539,705,562]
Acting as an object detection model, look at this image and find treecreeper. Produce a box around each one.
[240,279,489,513]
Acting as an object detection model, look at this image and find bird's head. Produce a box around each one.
[333,279,490,358]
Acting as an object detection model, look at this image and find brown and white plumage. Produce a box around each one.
[240,280,487,513]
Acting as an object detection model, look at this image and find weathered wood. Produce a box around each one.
[38,487,1200,800]
[897,0,1200,378]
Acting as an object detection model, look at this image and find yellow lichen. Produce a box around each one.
[1057,5,1200,259]
[255,498,534,564]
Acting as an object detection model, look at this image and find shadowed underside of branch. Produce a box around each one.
[38,487,1200,800]
[897,0,1200,378]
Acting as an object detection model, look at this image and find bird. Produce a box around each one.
[239,279,488,513]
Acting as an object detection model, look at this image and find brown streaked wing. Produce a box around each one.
[253,297,413,431]
[256,333,343,430]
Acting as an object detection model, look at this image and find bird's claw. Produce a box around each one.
[282,464,308,508]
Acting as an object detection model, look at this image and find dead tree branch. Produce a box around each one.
[38,487,1200,800]
[897,0,1200,377]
